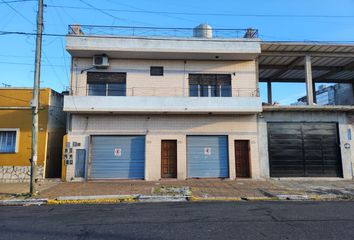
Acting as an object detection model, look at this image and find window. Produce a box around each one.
[0,131,17,153]
[150,66,164,76]
[189,74,232,97]
[107,83,126,96]
[87,72,126,96]
[88,84,106,96]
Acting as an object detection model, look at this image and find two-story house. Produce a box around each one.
[63,25,262,181]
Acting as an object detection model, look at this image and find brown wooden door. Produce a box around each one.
[161,140,177,178]
[235,140,251,178]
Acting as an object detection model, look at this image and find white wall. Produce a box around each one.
[71,59,257,97]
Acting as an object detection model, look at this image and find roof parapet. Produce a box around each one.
[67,24,259,39]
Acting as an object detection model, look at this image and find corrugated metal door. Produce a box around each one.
[268,123,342,177]
[90,136,145,179]
[187,136,229,178]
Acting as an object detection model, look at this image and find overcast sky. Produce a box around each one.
[1,0,353,104]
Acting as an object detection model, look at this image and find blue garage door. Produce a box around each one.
[90,136,145,179]
[187,136,229,178]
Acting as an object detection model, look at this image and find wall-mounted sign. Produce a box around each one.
[344,143,350,149]
[114,148,122,156]
[204,147,211,156]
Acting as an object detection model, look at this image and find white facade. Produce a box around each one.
[64,32,262,181]
[63,29,354,181]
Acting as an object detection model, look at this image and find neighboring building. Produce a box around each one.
[0,88,66,182]
[259,43,354,179]
[63,24,354,181]
[294,84,354,105]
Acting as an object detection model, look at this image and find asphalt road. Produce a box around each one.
[1,201,354,240]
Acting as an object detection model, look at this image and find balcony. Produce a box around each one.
[63,87,261,114]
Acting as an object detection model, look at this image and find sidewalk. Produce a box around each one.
[37,179,283,199]
[1,179,353,203]
[0,181,58,200]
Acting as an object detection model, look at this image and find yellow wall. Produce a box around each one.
[0,88,50,166]
[61,134,67,181]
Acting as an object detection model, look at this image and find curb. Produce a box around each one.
[241,196,279,201]
[48,194,140,204]
[47,198,136,205]
[0,199,48,206]
[45,195,189,205]
[307,195,354,201]
[1,194,353,206]
[190,196,242,202]
[138,195,188,202]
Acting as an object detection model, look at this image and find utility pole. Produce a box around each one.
[30,0,44,195]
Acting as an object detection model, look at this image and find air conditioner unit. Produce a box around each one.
[93,55,109,68]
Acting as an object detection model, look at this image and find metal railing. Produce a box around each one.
[82,86,259,97]
[68,25,259,39]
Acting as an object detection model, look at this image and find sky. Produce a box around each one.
[0,0,354,104]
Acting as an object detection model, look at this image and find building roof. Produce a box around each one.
[263,105,354,112]
[259,42,354,83]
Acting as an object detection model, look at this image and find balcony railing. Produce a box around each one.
[80,87,259,97]
[68,25,259,39]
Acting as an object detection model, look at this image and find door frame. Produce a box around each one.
[234,139,251,178]
[161,140,178,178]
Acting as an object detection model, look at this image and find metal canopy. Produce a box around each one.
[259,42,354,83]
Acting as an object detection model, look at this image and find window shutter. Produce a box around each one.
[87,72,126,84]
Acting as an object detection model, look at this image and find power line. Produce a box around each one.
[0,30,353,43]
[46,4,354,19]
[0,0,34,25]
[77,0,154,26]
[0,0,35,4]
[101,0,198,24]
[0,60,65,67]
[78,0,127,22]
[43,51,67,87]
[0,53,69,59]
[51,1,71,83]
[0,93,66,110]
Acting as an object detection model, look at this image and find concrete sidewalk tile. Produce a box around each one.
[2,178,353,203]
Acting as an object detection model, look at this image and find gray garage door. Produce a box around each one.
[90,136,145,179]
[187,136,229,178]
[268,123,342,177]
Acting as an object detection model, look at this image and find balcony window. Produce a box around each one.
[189,74,232,97]
[108,83,126,96]
[0,130,17,153]
[88,84,106,96]
[87,72,126,96]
